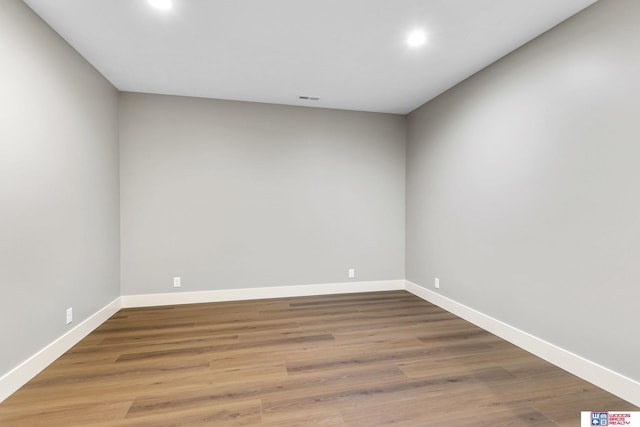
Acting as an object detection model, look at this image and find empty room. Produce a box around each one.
[1,0,639,425]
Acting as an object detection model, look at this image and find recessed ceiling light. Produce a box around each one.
[148,0,172,11]
[407,29,427,47]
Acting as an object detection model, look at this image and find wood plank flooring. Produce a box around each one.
[0,291,636,426]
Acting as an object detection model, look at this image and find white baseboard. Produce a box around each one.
[121,280,405,308]
[404,280,640,407]
[0,297,122,403]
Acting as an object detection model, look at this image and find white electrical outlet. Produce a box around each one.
[173,277,181,288]
[66,307,73,325]
[348,268,355,279]
[434,277,440,289]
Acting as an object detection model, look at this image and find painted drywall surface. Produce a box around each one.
[120,93,405,295]
[0,0,119,377]
[406,0,640,381]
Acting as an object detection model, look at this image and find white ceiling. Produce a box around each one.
[22,0,597,114]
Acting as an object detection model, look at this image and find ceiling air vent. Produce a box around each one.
[299,96,320,101]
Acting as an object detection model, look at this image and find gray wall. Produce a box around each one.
[120,93,405,295]
[406,0,640,381]
[0,0,119,377]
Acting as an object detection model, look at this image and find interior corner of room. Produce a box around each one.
[1,0,639,411]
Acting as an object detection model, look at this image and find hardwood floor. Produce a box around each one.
[0,291,636,426]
